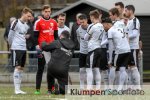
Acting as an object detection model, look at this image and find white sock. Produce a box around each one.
[131,67,141,90]
[127,68,133,89]
[93,68,101,90]
[101,70,109,90]
[13,69,21,91]
[109,67,116,90]
[118,67,128,91]
[114,71,120,89]
[79,68,86,89]
[86,68,93,90]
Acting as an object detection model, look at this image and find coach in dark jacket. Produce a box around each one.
[42,30,74,94]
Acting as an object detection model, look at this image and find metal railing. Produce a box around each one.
[0,51,38,73]
[0,50,144,84]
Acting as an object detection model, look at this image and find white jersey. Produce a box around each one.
[87,23,104,52]
[125,17,140,49]
[76,25,88,54]
[108,25,130,54]
[58,25,70,37]
[8,19,29,50]
[101,31,108,48]
[113,20,126,30]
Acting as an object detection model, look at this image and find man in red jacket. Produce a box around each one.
[34,5,58,94]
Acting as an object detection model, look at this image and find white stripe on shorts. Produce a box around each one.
[13,50,16,67]
[133,50,137,66]
[90,52,94,68]
[114,54,118,67]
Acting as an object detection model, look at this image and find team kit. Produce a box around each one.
[7,2,142,95]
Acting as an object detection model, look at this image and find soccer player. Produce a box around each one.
[98,10,109,90]
[108,8,126,88]
[57,13,70,37]
[71,13,82,50]
[42,30,74,94]
[124,5,141,89]
[8,7,33,94]
[76,14,88,90]
[84,9,104,90]
[34,5,58,94]
[102,17,130,91]
[115,2,125,19]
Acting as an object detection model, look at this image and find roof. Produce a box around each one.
[51,0,150,17]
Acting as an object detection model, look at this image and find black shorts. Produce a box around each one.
[79,53,88,68]
[128,49,139,66]
[114,52,130,68]
[87,48,102,68]
[11,50,26,67]
[100,48,108,70]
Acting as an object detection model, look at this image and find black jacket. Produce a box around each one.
[71,22,80,50]
[42,38,74,77]
[26,21,36,50]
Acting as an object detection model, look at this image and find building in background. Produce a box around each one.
[0,0,78,27]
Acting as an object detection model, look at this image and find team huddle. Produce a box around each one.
[77,2,141,92]
[7,2,142,95]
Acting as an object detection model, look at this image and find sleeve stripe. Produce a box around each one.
[87,24,94,33]
[11,19,18,31]
[34,19,40,31]
[108,38,113,40]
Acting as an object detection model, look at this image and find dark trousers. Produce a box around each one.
[36,55,45,90]
[47,67,68,94]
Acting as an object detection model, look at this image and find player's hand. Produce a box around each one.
[36,45,40,50]
[25,34,30,39]
[108,63,112,68]
[36,45,43,58]
[41,42,47,48]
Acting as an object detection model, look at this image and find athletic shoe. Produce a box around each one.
[54,83,59,95]
[15,90,27,94]
[34,90,40,95]
[47,90,52,95]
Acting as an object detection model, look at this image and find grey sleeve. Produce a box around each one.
[8,30,15,46]
[108,39,114,64]
[8,20,18,46]
[76,28,80,43]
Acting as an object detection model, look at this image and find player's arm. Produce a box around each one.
[101,32,108,46]
[128,29,139,39]
[108,39,114,66]
[34,20,40,49]
[84,33,90,41]
[76,28,80,43]
[42,41,58,52]
[54,30,58,40]
[128,19,140,39]
[34,31,39,46]
[8,20,18,46]
[84,25,93,41]
[101,39,108,46]
[107,30,114,67]
[53,20,58,40]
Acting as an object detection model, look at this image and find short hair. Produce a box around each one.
[115,2,124,8]
[61,30,70,39]
[125,5,135,13]
[102,17,112,24]
[76,13,82,19]
[78,14,87,20]
[109,8,120,17]
[89,9,100,19]
[57,13,66,18]
[22,7,33,14]
[42,5,51,11]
